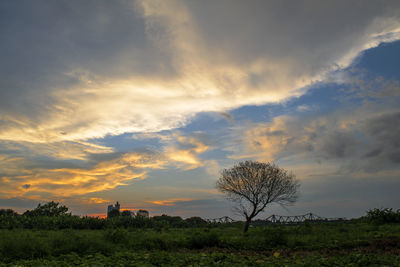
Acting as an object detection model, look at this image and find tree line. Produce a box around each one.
[0,201,217,230]
[1,201,398,230]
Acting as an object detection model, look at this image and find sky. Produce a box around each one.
[1,0,400,220]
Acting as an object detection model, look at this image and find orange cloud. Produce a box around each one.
[229,116,293,161]
[146,198,194,206]
[0,130,214,201]
[0,152,166,199]
[0,139,114,161]
[83,197,111,204]
[133,131,211,170]
[164,132,210,169]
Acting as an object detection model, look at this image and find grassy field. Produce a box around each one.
[1,222,399,266]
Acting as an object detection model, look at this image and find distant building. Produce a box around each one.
[136,209,149,218]
[120,210,135,217]
[106,202,149,218]
[107,201,120,217]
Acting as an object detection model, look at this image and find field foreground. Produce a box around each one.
[1,222,399,266]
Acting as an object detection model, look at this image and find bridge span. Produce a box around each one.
[207,213,345,224]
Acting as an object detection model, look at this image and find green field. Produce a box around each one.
[1,222,399,266]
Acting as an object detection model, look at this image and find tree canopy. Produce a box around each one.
[23,201,70,217]
[217,161,299,232]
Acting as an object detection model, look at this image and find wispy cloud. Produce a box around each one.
[0,151,166,199]
[164,132,210,169]
[146,198,194,206]
[0,131,214,199]
[132,131,213,170]
[81,197,111,205]
[0,140,113,161]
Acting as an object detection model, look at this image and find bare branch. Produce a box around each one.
[216,160,300,232]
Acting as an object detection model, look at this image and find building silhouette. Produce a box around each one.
[107,201,120,217]
[106,201,149,218]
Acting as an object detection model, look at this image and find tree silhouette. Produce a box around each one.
[217,161,299,232]
[23,201,69,217]
[121,210,132,217]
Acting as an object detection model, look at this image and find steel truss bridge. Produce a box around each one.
[206,216,236,223]
[263,213,325,224]
[207,213,344,224]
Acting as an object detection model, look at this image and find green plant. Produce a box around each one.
[187,231,220,249]
[103,228,128,244]
[365,208,400,224]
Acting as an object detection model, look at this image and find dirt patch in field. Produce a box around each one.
[195,237,400,258]
[371,237,400,249]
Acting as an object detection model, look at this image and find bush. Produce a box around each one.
[23,201,69,217]
[187,231,220,249]
[365,208,400,224]
[260,226,288,248]
[184,217,208,228]
[141,236,169,250]
[104,228,128,244]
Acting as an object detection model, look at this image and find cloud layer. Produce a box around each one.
[1,1,400,216]
[0,132,212,199]
[229,72,400,177]
[1,0,400,143]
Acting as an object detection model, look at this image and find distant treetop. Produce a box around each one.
[23,201,70,217]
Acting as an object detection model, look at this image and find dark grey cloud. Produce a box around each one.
[365,111,400,141]
[0,0,174,124]
[320,131,358,159]
[218,112,234,124]
[361,111,400,169]
[0,0,169,78]
[364,147,383,158]
[21,184,30,189]
[233,70,400,175]
[302,110,400,173]
[186,0,400,73]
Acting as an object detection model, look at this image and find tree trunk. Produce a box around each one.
[243,218,251,233]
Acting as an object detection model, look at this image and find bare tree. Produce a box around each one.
[217,161,299,232]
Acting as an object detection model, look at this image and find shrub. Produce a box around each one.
[23,201,69,217]
[103,228,128,244]
[184,217,208,228]
[365,208,400,224]
[260,226,288,248]
[141,236,169,250]
[187,231,220,249]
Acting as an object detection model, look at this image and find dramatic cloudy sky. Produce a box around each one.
[1,0,400,219]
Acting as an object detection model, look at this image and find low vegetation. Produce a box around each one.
[0,202,211,230]
[364,207,400,224]
[0,204,399,266]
